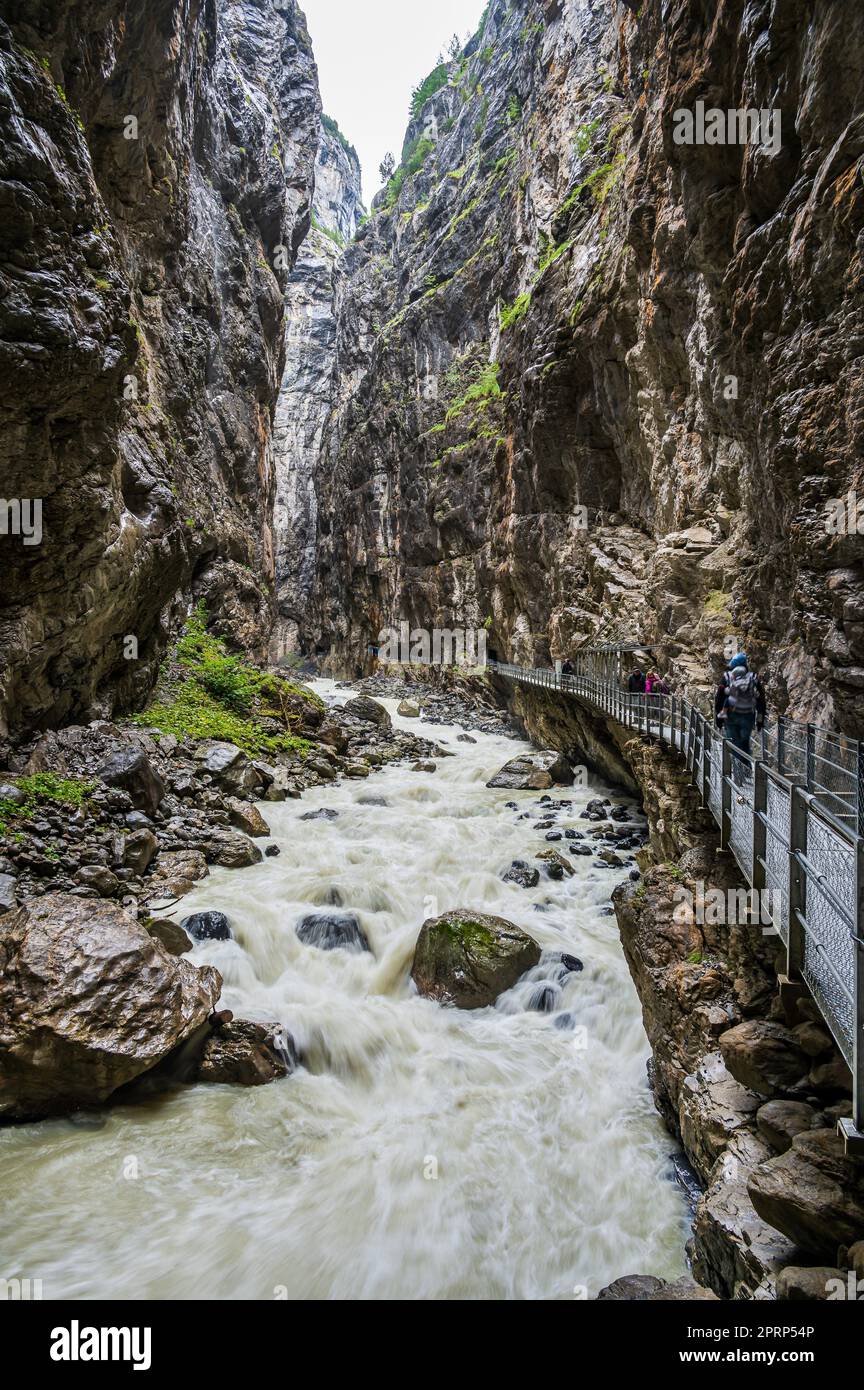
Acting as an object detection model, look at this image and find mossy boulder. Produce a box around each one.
[411,909,540,1009]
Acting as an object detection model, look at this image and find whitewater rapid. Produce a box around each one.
[1,684,690,1299]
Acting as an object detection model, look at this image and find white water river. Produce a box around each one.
[1,684,689,1300]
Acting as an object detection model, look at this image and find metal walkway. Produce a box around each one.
[488,652,864,1148]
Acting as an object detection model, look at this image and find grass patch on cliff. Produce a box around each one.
[499,291,531,332]
[311,212,345,248]
[130,604,320,758]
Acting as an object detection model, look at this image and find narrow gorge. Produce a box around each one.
[1,0,863,1320]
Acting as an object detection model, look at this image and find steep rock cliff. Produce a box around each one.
[295,0,864,734]
[0,0,320,740]
[271,116,363,662]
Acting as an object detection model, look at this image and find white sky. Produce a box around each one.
[301,0,489,204]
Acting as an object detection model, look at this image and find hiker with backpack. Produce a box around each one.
[715,653,766,755]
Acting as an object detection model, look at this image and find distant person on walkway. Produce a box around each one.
[561,659,574,675]
[627,668,646,694]
[715,653,766,755]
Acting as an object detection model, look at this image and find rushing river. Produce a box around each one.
[1,684,690,1300]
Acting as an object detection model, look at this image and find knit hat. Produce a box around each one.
[729,653,749,670]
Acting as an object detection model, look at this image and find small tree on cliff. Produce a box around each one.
[379,152,395,185]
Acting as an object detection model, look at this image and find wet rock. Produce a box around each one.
[747,1130,864,1259]
[397,700,421,718]
[535,849,574,879]
[74,865,120,897]
[526,983,559,1013]
[719,1020,810,1095]
[97,750,165,816]
[544,831,563,842]
[0,893,221,1120]
[457,734,477,744]
[558,953,584,975]
[182,911,233,942]
[357,796,389,807]
[411,761,437,773]
[411,909,541,1009]
[344,696,391,728]
[265,845,281,858]
[192,1018,292,1087]
[123,829,158,875]
[145,919,193,956]
[0,873,18,915]
[300,807,339,821]
[502,860,540,889]
[486,750,572,791]
[570,844,593,856]
[756,1100,818,1153]
[227,799,270,838]
[597,1275,718,1301]
[296,911,370,953]
[206,833,263,869]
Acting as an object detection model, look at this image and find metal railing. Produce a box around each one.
[489,657,864,1146]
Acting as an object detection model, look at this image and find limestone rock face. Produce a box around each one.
[282,0,864,736]
[270,119,364,663]
[0,1,320,737]
[411,909,540,1009]
[0,893,221,1119]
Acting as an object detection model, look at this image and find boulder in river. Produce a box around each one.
[502,860,540,889]
[192,1018,293,1087]
[182,911,233,942]
[486,749,572,790]
[397,699,421,718]
[296,911,370,953]
[411,909,541,1009]
[0,893,221,1120]
[344,696,391,728]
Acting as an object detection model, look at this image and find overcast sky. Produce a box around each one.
[301,0,489,204]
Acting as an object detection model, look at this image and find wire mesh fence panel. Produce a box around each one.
[709,739,722,820]
[801,812,857,1065]
[729,753,755,878]
[765,777,791,945]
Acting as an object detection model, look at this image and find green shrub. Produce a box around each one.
[410,63,449,119]
[384,136,435,210]
[130,603,321,757]
[321,113,358,163]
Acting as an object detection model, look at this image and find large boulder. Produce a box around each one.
[344,696,391,729]
[296,912,370,953]
[97,748,165,815]
[411,909,541,1009]
[719,1020,810,1095]
[486,750,572,790]
[0,894,221,1120]
[747,1130,864,1259]
[597,1275,718,1301]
